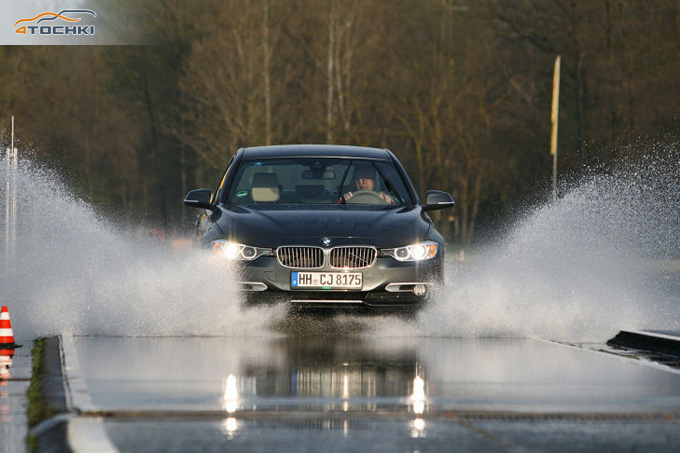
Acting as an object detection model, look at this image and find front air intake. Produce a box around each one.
[277,246,324,269]
[329,246,377,269]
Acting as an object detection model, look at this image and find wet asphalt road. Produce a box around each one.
[58,327,680,452]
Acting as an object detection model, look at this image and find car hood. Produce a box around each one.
[214,206,432,248]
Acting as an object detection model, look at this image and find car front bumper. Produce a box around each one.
[236,255,443,311]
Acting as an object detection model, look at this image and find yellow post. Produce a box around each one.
[551,55,561,199]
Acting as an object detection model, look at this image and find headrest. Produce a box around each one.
[251,173,280,202]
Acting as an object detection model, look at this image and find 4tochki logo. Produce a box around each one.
[14,9,96,36]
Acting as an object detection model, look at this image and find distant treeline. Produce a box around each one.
[1,0,678,247]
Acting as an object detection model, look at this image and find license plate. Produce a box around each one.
[291,272,362,289]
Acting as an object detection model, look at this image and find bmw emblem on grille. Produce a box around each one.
[322,237,332,246]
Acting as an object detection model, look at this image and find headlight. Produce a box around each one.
[211,240,272,260]
[384,241,438,262]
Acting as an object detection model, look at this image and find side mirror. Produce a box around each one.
[423,190,455,211]
[184,188,217,211]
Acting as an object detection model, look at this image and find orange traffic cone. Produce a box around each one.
[0,306,16,349]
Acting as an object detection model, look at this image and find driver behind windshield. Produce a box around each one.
[342,164,395,205]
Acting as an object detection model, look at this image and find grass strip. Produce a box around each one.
[25,338,56,451]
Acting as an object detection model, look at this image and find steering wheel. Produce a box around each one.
[346,190,388,205]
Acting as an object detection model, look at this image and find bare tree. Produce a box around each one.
[176,0,284,168]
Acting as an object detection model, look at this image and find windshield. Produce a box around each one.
[224,158,413,207]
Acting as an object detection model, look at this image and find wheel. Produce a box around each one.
[346,190,388,205]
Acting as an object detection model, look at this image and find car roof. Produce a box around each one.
[239,144,392,161]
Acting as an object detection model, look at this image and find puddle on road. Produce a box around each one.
[73,334,680,414]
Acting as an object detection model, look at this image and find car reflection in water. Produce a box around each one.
[217,337,427,438]
[222,374,239,439]
[410,374,427,438]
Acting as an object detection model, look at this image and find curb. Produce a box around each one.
[607,330,680,358]
[31,336,73,453]
[31,336,119,453]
